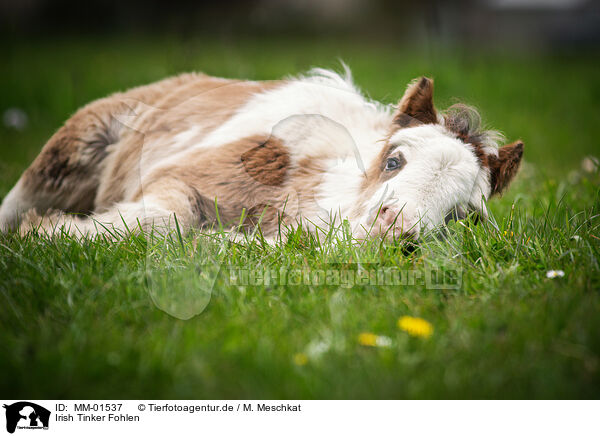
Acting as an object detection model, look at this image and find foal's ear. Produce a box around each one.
[393,77,437,127]
[488,141,524,196]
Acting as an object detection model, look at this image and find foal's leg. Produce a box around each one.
[18,178,198,238]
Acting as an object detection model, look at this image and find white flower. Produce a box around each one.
[546,270,565,279]
[375,335,393,347]
[581,156,599,173]
[3,108,28,131]
[306,340,330,358]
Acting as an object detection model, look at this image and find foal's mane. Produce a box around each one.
[442,104,504,157]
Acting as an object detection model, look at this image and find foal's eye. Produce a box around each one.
[385,157,402,171]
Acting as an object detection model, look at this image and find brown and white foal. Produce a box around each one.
[0,68,523,241]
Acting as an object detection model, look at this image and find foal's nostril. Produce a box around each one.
[380,206,389,216]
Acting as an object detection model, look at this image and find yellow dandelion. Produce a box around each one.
[293,353,308,366]
[398,316,433,338]
[358,332,378,347]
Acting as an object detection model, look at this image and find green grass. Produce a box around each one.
[1,36,599,399]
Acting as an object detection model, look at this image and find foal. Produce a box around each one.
[0,68,523,240]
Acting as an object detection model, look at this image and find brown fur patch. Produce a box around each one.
[22,101,123,214]
[241,136,290,186]
[468,143,490,168]
[488,141,524,196]
[392,77,437,129]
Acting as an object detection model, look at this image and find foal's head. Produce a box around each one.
[358,77,523,240]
